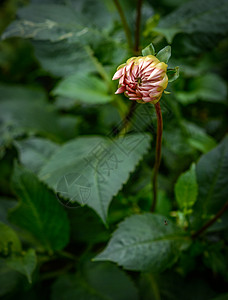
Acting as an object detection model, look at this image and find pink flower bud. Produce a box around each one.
[112,55,168,104]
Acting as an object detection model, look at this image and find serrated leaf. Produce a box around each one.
[175,164,198,211]
[51,261,139,300]
[142,43,155,56]
[39,134,151,223]
[6,249,37,284]
[15,137,59,174]
[156,46,171,64]
[167,67,179,83]
[9,164,70,251]
[94,214,188,272]
[155,0,228,43]
[53,73,112,105]
[0,222,22,256]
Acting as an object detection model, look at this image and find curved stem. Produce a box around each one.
[134,0,143,54]
[113,0,133,49]
[192,200,228,239]
[151,102,163,212]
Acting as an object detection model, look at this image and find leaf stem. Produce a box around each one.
[151,102,163,212]
[84,45,112,91]
[192,200,228,239]
[134,0,143,54]
[115,101,137,136]
[113,0,133,49]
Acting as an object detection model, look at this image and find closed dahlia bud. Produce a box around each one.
[112,55,168,104]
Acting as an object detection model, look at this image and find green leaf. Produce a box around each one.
[2,4,94,42]
[39,134,151,223]
[1,1,113,47]
[0,198,17,225]
[155,0,228,43]
[6,249,37,284]
[142,43,156,56]
[0,260,21,298]
[212,294,228,300]
[175,164,198,212]
[156,46,171,64]
[15,137,59,174]
[9,164,70,251]
[53,73,112,105]
[51,261,139,300]
[32,40,96,77]
[167,67,179,83]
[183,121,217,153]
[176,74,227,105]
[94,213,187,272]
[0,84,77,145]
[0,222,21,256]
[193,136,228,226]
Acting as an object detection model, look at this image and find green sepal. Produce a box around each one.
[167,67,179,82]
[164,90,171,95]
[156,46,171,63]
[142,43,156,56]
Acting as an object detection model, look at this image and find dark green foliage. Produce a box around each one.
[0,0,228,298]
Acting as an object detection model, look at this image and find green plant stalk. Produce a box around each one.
[113,0,133,49]
[116,101,137,136]
[192,200,228,238]
[151,102,163,212]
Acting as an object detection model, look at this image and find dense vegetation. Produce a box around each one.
[0,0,228,299]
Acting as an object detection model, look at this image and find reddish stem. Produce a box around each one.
[151,102,163,212]
[192,200,228,239]
[134,0,143,54]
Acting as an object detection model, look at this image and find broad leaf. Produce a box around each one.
[192,136,228,227]
[0,260,21,298]
[51,261,139,300]
[176,74,227,105]
[2,4,97,42]
[0,222,21,256]
[0,198,17,225]
[183,121,217,154]
[175,164,198,212]
[6,248,37,284]
[155,0,228,43]
[9,164,70,251]
[53,73,112,104]
[0,84,78,145]
[39,134,151,223]
[94,214,188,272]
[32,40,96,77]
[15,137,59,174]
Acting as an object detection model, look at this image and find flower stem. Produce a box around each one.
[113,0,133,49]
[134,0,143,54]
[151,102,163,212]
[191,200,228,239]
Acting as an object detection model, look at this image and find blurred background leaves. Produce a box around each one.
[0,0,228,299]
